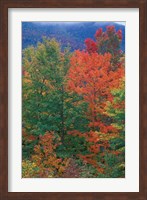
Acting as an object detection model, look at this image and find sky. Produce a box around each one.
[33,21,125,26]
[115,22,125,25]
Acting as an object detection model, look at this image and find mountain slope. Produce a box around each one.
[22,22,125,52]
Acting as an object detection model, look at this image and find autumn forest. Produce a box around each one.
[22,22,125,178]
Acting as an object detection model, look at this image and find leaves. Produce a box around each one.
[22,25,125,178]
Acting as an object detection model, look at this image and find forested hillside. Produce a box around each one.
[22,22,125,52]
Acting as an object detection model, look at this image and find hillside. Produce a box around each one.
[22,22,125,52]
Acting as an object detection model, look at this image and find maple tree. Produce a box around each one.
[85,25,123,66]
[67,50,124,131]
[66,28,125,176]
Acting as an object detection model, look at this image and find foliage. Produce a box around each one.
[22,38,89,158]
[23,132,70,177]
[85,25,123,66]
[22,25,125,178]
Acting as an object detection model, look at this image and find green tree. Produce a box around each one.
[22,38,89,158]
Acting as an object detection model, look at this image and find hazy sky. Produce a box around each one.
[33,21,125,26]
[115,22,125,25]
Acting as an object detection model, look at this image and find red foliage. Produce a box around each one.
[84,38,98,53]
[84,26,123,66]
[106,25,115,34]
[95,28,103,38]
[67,33,125,173]
[67,50,124,131]
[117,30,122,40]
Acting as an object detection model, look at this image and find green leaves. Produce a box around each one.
[22,38,89,157]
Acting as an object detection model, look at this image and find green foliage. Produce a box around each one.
[22,38,89,159]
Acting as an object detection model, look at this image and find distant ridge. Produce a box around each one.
[22,22,125,52]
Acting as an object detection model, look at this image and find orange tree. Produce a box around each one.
[66,46,125,177]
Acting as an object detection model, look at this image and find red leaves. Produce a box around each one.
[106,25,115,34]
[67,50,112,95]
[84,38,98,53]
[85,26,123,67]
[67,50,124,131]
[95,28,103,38]
[66,28,125,175]
[22,129,37,142]
[88,144,100,153]
[117,30,122,40]
[68,130,84,138]
[78,154,104,174]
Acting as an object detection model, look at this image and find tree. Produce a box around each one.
[85,26,123,66]
[22,38,89,159]
[67,48,124,175]
[67,50,124,132]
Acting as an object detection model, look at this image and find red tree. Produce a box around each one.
[67,50,124,131]
[67,50,124,173]
[85,26,123,66]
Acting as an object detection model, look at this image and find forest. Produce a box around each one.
[22,24,125,178]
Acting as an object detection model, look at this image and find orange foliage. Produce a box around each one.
[31,132,70,177]
[66,49,125,174]
[67,50,124,131]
